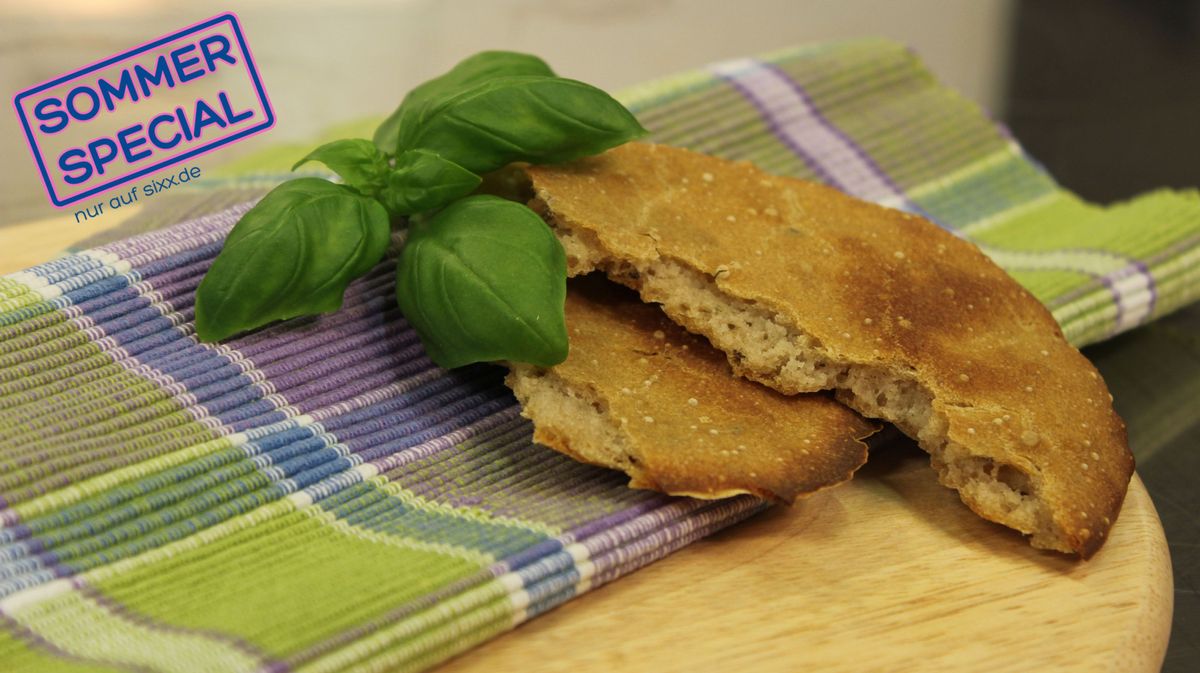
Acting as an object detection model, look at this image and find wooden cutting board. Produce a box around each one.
[440,442,1173,673]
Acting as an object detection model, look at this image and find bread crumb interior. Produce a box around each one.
[506,365,637,472]
[548,216,1065,553]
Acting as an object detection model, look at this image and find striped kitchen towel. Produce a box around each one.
[1,39,1197,672]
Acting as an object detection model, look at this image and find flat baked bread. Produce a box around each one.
[506,275,879,503]
[524,142,1134,557]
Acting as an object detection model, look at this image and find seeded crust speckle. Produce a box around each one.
[506,276,880,503]
[524,142,1134,558]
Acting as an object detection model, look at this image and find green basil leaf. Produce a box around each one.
[373,51,555,153]
[292,139,389,193]
[379,150,481,216]
[397,75,647,174]
[396,195,567,368]
[195,178,391,342]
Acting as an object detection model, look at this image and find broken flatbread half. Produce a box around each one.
[506,275,879,503]
[524,142,1134,558]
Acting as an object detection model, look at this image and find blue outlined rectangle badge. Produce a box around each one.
[12,12,275,208]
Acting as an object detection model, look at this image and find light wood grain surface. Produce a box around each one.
[0,206,142,273]
[441,445,1172,673]
[0,217,1172,673]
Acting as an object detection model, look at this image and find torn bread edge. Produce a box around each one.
[534,201,1129,558]
[506,363,876,503]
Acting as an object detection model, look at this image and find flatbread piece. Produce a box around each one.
[506,275,879,503]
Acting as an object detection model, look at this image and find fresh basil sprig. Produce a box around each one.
[196,50,647,370]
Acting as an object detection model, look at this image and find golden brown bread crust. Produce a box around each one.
[524,142,1134,557]
[506,276,880,503]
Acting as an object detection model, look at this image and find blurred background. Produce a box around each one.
[3,0,1195,227]
[1,1,1197,671]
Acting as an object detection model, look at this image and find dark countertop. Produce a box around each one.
[1087,301,1200,672]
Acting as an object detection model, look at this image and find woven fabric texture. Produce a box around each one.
[1,40,1197,672]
